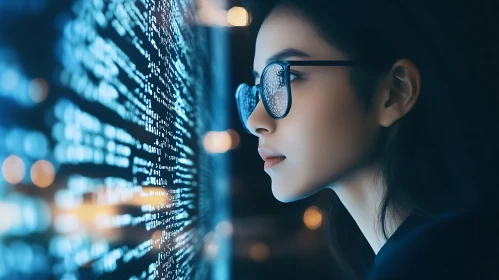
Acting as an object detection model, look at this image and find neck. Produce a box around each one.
[328,162,409,254]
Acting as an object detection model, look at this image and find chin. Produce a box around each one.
[271,182,320,203]
[274,193,299,203]
[272,192,298,203]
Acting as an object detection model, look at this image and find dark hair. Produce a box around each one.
[241,0,499,278]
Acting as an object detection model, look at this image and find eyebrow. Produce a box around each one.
[253,48,310,79]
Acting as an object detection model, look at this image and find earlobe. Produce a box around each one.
[377,59,421,128]
[379,96,404,127]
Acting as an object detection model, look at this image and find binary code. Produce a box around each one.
[0,0,216,279]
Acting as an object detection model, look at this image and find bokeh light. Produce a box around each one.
[0,68,20,91]
[196,0,229,26]
[1,155,26,185]
[0,202,22,234]
[226,129,240,150]
[215,220,233,237]
[248,242,270,262]
[24,132,49,159]
[227,6,249,27]
[203,131,232,154]
[203,231,220,261]
[303,206,323,230]
[30,160,55,188]
[28,78,49,103]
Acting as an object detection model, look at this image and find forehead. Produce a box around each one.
[253,5,346,73]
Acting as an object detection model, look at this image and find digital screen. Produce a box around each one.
[0,0,224,279]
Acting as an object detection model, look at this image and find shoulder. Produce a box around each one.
[368,210,499,280]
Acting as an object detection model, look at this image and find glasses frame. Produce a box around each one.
[236,60,361,133]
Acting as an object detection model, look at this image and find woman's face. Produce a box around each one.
[248,5,382,202]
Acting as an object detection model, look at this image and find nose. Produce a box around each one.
[246,99,276,136]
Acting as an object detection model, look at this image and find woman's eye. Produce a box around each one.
[289,72,301,82]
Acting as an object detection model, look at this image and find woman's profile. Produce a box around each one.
[235,0,499,279]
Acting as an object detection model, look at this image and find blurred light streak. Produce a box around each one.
[54,189,83,209]
[208,15,231,280]
[53,214,79,233]
[130,187,170,207]
[55,204,119,240]
[0,196,50,236]
[92,186,170,208]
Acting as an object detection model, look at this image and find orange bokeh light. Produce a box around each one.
[303,206,323,230]
[203,131,232,154]
[248,241,270,262]
[30,160,55,188]
[226,129,240,150]
[1,155,25,185]
[227,6,249,27]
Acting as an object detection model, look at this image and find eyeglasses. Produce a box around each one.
[235,60,361,134]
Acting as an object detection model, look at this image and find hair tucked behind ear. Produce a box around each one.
[242,0,499,279]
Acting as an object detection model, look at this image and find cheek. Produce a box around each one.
[295,75,369,146]
[284,78,376,189]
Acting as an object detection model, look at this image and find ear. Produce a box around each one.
[374,59,421,127]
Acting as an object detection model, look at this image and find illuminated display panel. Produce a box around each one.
[0,0,219,279]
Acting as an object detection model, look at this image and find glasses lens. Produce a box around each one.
[261,63,288,118]
[235,83,258,133]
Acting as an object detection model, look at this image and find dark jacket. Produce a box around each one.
[368,210,499,279]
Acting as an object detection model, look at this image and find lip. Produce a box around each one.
[258,148,286,170]
[264,157,286,170]
[258,148,285,161]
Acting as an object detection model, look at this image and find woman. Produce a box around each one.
[235,0,499,279]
